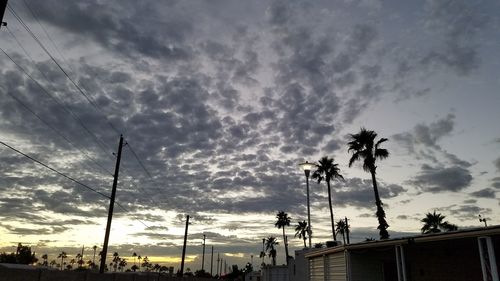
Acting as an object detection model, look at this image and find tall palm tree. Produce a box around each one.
[294,220,309,248]
[347,128,390,239]
[265,237,279,266]
[312,156,344,241]
[421,211,458,234]
[275,211,291,264]
[132,252,137,268]
[335,219,347,245]
[57,252,67,271]
[259,238,266,266]
[92,246,97,269]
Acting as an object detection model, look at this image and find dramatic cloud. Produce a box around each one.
[409,164,472,193]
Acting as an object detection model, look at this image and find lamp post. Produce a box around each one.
[299,161,315,248]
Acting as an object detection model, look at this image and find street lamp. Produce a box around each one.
[299,161,316,248]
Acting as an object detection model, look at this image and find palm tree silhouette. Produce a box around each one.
[92,246,97,269]
[294,220,309,248]
[57,252,67,271]
[335,219,347,245]
[312,156,344,241]
[347,128,390,239]
[421,211,458,234]
[265,237,279,266]
[132,252,137,268]
[275,211,291,264]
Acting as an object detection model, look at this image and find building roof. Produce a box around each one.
[305,225,500,258]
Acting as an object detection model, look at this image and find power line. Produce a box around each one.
[7,3,121,137]
[0,86,113,176]
[0,46,113,158]
[0,139,164,238]
[0,139,111,199]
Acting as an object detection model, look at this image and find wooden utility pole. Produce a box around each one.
[99,135,124,273]
[201,234,206,271]
[180,215,190,276]
[216,253,220,276]
[210,246,214,276]
[345,217,350,244]
[0,0,7,29]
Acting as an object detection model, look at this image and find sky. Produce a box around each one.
[0,0,499,271]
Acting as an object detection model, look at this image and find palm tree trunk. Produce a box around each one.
[282,228,289,265]
[342,232,346,245]
[326,181,337,241]
[303,237,306,248]
[370,169,389,239]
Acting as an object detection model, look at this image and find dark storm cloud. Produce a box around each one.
[470,188,496,199]
[494,157,500,172]
[393,114,471,168]
[409,164,472,193]
[422,0,488,75]
[27,0,194,61]
[439,204,491,221]
[330,178,405,209]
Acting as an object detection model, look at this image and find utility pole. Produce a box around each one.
[0,0,8,29]
[345,217,350,244]
[99,135,124,274]
[216,253,220,276]
[201,234,206,271]
[180,215,190,276]
[210,246,214,276]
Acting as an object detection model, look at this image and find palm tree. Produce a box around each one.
[92,246,97,269]
[421,211,458,234]
[275,211,291,264]
[265,237,279,266]
[138,255,142,272]
[335,219,347,245]
[57,252,67,271]
[259,238,266,266]
[294,220,309,248]
[312,156,344,241]
[347,128,390,239]
[41,254,48,267]
[132,252,137,268]
[112,252,120,272]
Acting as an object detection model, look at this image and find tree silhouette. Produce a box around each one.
[132,252,137,269]
[312,156,344,241]
[294,220,309,248]
[335,219,347,245]
[421,211,458,234]
[265,237,279,266]
[348,128,390,239]
[57,252,67,270]
[275,211,291,264]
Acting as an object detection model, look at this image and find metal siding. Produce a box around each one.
[310,256,325,281]
[326,252,346,281]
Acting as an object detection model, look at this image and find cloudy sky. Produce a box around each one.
[0,0,499,271]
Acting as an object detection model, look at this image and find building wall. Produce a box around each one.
[261,265,288,281]
[0,267,214,281]
[349,247,394,281]
[406,237,484,281]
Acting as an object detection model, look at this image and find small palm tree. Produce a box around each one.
[312,156,344,241]
[57,252,67,271]
[132,252,137,268]
[41,254,48,267]
[265,237,279,266]
[335,219,347,245]
[92,246,97,269]
[421,211,458,234]
[348,128,390,239]
[138,255,142,272]
[275,211,291,264]
[294,221,309,248]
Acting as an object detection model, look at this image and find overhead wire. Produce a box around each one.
[6,4,120,141]
[0,140,111,199]
[0,46,112,158]
[3,3,170,234]
[0,140,164,238]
